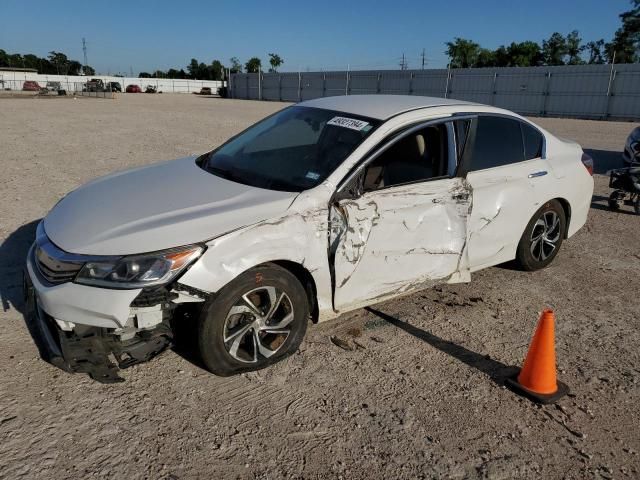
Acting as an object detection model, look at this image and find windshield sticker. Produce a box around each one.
[327,116,370,131]
[305,171,321,180]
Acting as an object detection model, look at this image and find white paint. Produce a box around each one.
[26,97,594,331]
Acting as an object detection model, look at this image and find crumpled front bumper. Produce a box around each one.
[23,246,174,383]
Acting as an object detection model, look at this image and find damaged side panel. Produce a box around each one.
[330,177,472,312]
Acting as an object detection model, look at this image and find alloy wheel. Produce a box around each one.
[222,286,295,363]
[530,211,561,261]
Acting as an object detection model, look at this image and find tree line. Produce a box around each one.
[446,1,639,68]
[0,49,95,75]
[139,53,284,80]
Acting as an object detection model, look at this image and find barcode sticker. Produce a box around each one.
[327,116,370,131]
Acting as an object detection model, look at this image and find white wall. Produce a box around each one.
[0,71,224,93]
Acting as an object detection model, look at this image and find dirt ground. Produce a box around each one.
[0,94,639,480]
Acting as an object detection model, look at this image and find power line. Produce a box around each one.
[399,53,408,70]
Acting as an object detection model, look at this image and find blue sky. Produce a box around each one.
[0,0,630,74]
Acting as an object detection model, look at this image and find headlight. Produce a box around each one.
[75,245,204,289]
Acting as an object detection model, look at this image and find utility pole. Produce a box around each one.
[82,37,88,74]
[399,53,408,70]
[421,48,426,69]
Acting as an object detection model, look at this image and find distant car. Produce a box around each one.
[85,78,105,92]
[145,85,158,93]
[198,87,212,95]
[623,126,640,166]
[106,82,122,92]
[45,81,61,92]
[126,84,142,93]
[24,95,594,382]
[22,81,41,91]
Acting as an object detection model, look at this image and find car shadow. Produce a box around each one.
[584,148,623,175]
[0,219,40,315]
[365,307,518,385]
[0,219,57,363]
[590,193,638,215]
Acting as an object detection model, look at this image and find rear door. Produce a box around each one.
[329,120,472,312]
[460,115,551,270]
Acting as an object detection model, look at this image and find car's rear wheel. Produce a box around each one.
[516,200,566,271]
[198,264,309,376]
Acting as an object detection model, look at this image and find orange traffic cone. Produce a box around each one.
[506,309,569,404]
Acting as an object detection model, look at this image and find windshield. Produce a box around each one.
[202,106,380,191]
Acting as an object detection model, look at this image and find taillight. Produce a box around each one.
[581,152,594,176]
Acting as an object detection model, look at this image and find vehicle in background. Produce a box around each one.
[145,85,159,93]
[197,87,212,95]
[84,78,105,92]
[24,95,594,382]
[623,126,640,166]
[126,84,142,93]
[22,80,41,91]
[45,81,61,92]
[106,82,122,93]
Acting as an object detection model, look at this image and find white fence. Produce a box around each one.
[0,71,225,94]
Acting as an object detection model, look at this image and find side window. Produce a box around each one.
[522,122,543,160]
[468,116,524,171]
[363,124,449,192]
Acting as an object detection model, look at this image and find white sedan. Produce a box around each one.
[25,95,594,381]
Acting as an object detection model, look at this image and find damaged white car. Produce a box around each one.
[24,95,594,382]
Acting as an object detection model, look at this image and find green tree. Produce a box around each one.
[68,60,82,75]
[445,37,480,68]
[83,65,95,75]
[606,0,640,63]
[566,30,586,64]
[475,49,497,67]
[507,41,544,66]
[586,39,606,64]
[542,32,567,65]
[268,53,284,72]
[229,57,242,73]
[210,60,224,80]
[139,72,152,78]
[48,51,70,74]
[245,57,262,73]
[187,58,200,78]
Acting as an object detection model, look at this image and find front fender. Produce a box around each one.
[177,206,334,318]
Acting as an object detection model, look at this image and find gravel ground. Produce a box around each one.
[0,94,639,480]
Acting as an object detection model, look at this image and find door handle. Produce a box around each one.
[528,171,548,178]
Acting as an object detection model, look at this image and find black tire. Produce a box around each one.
[198,264,309,376]
[516,200,566,271]
[608,191,622,211]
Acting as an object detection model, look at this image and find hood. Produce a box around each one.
[44,157,298,255]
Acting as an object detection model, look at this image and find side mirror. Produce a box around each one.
[334,171,364,201]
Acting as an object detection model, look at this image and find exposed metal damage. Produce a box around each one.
[25,270,210,382]
[327,177,473,313]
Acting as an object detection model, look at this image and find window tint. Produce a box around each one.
[522,122,543,160]
[468,116,524,171]
[363,124,449,191]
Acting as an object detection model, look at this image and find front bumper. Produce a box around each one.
[24,245,175,383]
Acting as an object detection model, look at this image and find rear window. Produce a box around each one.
[522,123,543,160]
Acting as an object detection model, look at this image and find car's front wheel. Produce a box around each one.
[198,264,309,376]
[516,200,566,271]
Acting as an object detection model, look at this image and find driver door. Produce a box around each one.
[329,120,472,312]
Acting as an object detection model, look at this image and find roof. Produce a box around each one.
[298,95,475,120]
